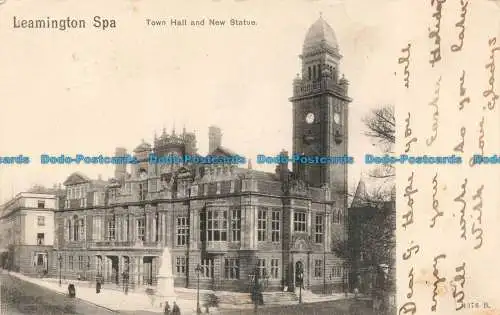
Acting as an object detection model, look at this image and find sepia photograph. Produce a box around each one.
[1,0,499,314]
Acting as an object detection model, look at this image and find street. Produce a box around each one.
[0,272,117,315]
[218,299,375,315]
[0,272,375,315]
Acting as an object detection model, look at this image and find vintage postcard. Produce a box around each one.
[0,0,498,314]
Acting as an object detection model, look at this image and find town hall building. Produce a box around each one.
[54,15,351,294]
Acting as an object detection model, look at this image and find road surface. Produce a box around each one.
[0,272,117,315]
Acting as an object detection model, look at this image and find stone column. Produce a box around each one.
[161,213,165,245]
[325,212,331,251]
[118,256,123,285]
[166,211,173,247]
[252,206,257,248]
[134,256,140,286]
[130,215,135,242]
[145,214,150,243]
[152,213,157,243]
[117,215,122,242]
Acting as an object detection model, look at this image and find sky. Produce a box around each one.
[0,0,404,203]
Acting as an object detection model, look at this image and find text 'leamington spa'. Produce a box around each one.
[12,16,117,31]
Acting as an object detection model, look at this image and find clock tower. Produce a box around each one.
[290,15,352,190]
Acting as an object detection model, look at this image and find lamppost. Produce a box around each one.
[58,254,63,287]
[195,264,202,314]
[249,266,260,312]
[297,265,304,304]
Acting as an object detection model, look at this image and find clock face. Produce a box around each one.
[305,112,315,124]
[334,113,341,124]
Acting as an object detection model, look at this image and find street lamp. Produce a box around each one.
[195,264,203,314]
[249,266,261,312]
[297,265,304,304]
[58,254,63,287]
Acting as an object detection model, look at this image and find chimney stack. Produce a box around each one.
[208,126,222,154]
[114,147,127,182]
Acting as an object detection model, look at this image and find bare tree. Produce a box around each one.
[363,104,395,151]
[363,105,395,179]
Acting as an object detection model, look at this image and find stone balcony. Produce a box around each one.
[292,78,348,99]
[204,241,229,254]
[86,240,163,249]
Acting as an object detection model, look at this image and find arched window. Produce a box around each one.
[74,217,80,241]
[313,65,316,79]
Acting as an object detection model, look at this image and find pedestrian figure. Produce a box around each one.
[68,283,76,298]
[96,278,102,294]
[353,287,359,300]
[163,301,170,315]
[172,301,180,315]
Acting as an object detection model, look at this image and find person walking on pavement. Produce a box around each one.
[172,301,180,315]
[163,301,170,315]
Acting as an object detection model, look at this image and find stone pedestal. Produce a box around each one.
[155,247,177,308]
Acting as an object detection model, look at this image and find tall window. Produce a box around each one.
[207,210,227,241]
[69,256,74,269]
[107,215,116,240]
[137,216,146,241]
[74,219,80,241]
[37,216,45,226]
[176,257,186,275]
[314,259,322,278]
[37,233,45,245]
[231,208,241,242]
[270,259,279,279]
[257,208,267,242]
[79,218,85,241]
[271,210,280,242]
[257,259,266,278]
[199,211,206,242]
[224,258,239,279]
[92,216,103,241]
[201,258,214,279]
[315,215,324,243]
[330,265,342,279]
[139,181,147,201]
[37,200,45,209]
[68,220,72,241]
[333,209,342,224]
[294,212,306,232]
[78,256,84,269]
[176,217,189,246]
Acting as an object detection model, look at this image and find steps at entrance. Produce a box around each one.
[217,291,252,305]
[262,291,299,305]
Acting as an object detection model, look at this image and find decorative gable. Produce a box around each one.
[63,172,91,186]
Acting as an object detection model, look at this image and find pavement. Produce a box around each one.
[218,299,375,315]
[6,271,204,314]
[0,271,116,314]
[3,270,377,315]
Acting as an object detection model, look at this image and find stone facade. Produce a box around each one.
[0,192,59,276]
[53,16,351,294]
